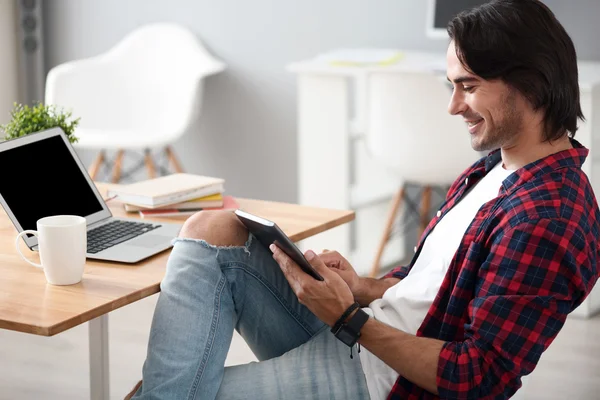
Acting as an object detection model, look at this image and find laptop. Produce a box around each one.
[0,127,182,263]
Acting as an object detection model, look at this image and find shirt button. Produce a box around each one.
[465,177,469,185]
[413,246,418,253]
[437,210,442,217]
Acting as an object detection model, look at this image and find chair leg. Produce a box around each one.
[124,380,142,400]
[369,186,405,278]
[418,186,432,242]
[88,150,105,181]
[165,146,184,173]
[111,149,125,183]
[144,149,156,179]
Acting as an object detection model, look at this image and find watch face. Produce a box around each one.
[336,328,357,346]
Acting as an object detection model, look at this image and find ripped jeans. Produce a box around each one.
[132,233,370,400]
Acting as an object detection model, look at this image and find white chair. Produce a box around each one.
[363,70,481,277]
[45,22,226,182]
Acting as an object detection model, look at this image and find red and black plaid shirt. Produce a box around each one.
[385,139,600,399]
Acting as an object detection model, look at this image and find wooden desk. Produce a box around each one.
[0,183,354,399]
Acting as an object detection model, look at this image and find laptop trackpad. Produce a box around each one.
[128,234,171,248]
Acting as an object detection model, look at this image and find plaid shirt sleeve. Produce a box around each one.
[437,217,593,399]
[384,264,410,280]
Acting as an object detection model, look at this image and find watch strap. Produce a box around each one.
[332,307,370,349]
[331,302,360,334]
[346,307,369,335]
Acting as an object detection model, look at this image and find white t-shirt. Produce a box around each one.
[360,162,513,400]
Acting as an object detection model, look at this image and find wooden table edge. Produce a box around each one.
[2,208,356,336]
[287,211,355,242]
[0,285,162,336]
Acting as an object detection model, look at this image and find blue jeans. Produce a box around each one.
[132,234,370,400]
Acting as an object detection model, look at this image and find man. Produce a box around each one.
[130,1,599,399]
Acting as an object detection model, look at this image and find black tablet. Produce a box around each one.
[235,209,324,281]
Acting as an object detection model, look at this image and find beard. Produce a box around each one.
[470,89,523,152]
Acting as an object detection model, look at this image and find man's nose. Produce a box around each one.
[448,91,467,116]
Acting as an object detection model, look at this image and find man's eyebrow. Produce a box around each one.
[446,76,480,84]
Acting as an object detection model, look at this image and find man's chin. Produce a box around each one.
[470,134,497,152]
[470,137,486,152]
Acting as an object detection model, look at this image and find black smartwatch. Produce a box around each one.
[331,304,370,347]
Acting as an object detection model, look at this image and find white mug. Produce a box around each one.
[15,215,87,285]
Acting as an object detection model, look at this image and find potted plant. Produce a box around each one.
[0,102,80,143]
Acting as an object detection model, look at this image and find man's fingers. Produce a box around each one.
[304,250,336,278]
[318,251,341,268]
[270,244,302,287]
[319,249,336,257]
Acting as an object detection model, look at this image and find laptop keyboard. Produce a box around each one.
[87,220,161,254]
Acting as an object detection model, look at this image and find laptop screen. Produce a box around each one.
[0,134,105,231]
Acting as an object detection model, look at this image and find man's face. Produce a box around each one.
[446,41,524,152]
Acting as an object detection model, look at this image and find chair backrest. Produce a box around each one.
[46,23,225,136]
[364,70,480,186]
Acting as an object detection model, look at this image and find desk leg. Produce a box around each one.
[89,315,110,400]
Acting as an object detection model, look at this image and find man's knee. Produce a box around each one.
[179,210,248,247]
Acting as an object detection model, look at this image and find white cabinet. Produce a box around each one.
[293,73,405,276]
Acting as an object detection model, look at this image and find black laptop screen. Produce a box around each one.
[0,135,104,231]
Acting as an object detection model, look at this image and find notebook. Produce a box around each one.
[124,193,224,212]
[107,173,225,208]
[138,196,239,219]
[0,127,182,263]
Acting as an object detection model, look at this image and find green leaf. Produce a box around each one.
[0,102,80,144]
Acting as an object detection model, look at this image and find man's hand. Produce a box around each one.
[318,250,361,294]
[270,244,354,327]
[320,249,401,306]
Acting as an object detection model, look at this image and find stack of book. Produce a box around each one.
[107,173,239,218]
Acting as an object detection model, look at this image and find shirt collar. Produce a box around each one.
[480,138,588,196]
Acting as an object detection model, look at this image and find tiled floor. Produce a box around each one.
[0,294,598,399]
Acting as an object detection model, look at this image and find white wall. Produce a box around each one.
[42,0,453,202]
[42,0,600,204]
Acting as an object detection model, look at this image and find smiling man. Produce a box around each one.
[129,1,600,399]
[448,51,528,155]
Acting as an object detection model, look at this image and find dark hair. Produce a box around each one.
[447,0,584,141]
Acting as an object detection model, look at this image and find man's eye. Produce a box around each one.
[463,86,475,92]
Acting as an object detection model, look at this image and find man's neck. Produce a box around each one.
[500,132,573,171]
